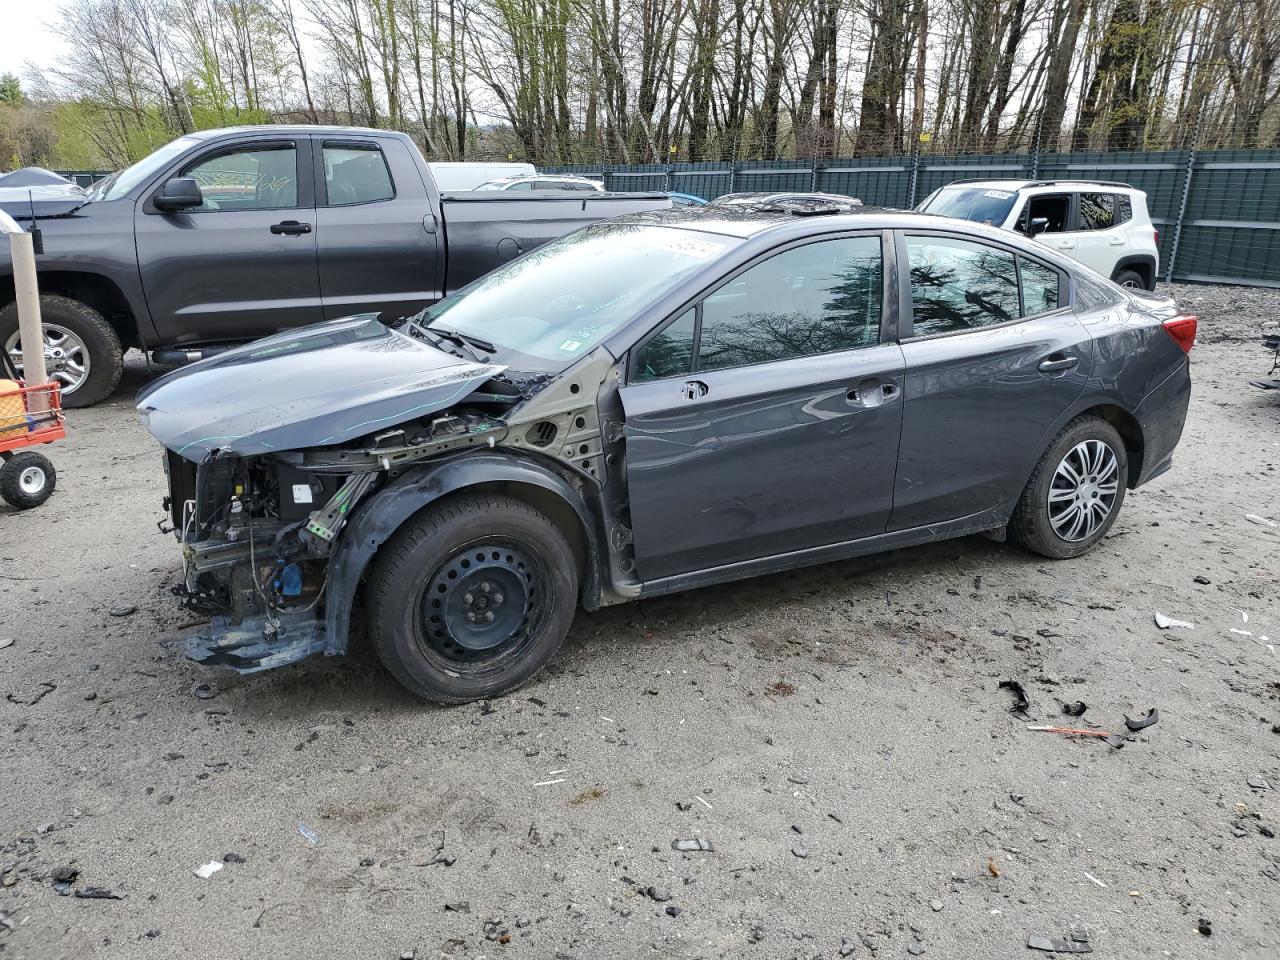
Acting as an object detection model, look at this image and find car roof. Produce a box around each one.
[186,124,397,140]
[939,178,1140,192]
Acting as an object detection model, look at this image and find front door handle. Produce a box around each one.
[681,380,709,401]
[270,220,312,236]
[1055,239,1076,250]
[847,379,900,406]
[1038,355,1079,373]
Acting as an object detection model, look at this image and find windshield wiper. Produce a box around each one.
[424,323,496,355]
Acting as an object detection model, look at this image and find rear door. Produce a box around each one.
[618,232,905,582]
[313,137,443,323]
[1069,192,1126,276]
[889,231,1090,530]
[136,137,322,343]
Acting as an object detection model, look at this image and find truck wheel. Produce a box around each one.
[1,295,124,408]
[1009,417,1127,560]
[1114,269,1146,290]
[366,492,580,703]
[0,451,56,509]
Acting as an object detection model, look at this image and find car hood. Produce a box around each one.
[0,183,92,220]
[137,315,506,461]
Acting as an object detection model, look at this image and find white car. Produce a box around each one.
[475,174,604,193]
[918,180,1160,290]
[426,161,537,191]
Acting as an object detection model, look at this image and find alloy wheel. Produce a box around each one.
[1047,439,1120,542]
[5,324,93,395]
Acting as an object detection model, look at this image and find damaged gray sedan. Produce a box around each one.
[138,205,1195,702]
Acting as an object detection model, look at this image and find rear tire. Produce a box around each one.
[0,451,56,509]
[1,295,124,408]
[1114,269,1146,291]
[366,493,579,703]
[1009,417,1127,559]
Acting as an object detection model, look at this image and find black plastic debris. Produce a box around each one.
[1197,918,1212,937]
[1193,575,1211,585]
[1027,932,1092,953]
[1124,708,1159,731]
[1000,680,1030,716]
[75,887,126,900]
[1062,701,1088,718]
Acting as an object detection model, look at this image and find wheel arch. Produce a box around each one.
[1110,255,1157,291]
[323,452,604,656]
[0,271,141,350]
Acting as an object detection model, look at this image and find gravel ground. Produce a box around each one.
[1,283,1278,960]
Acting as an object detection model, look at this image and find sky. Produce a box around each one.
[0,6,66,81]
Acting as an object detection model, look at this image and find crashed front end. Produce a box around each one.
[138,315,526,672]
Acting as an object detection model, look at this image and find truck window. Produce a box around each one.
[182,145,298,211]
[324,144,394,205]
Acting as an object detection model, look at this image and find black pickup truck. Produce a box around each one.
[0,126,669,406]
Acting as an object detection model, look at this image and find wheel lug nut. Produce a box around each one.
[465,612,476,622]
[493,593,503,605]
[484,611,494,622]
[464,593,474,604]
[480,582,491,593]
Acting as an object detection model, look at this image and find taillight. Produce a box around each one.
[1163,314,1198,353]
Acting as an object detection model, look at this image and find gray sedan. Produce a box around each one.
[139,205,1195,702]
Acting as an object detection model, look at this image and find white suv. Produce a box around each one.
[918,180,1160,290]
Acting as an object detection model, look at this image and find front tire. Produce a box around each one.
[1009,417,1127,559]
[366,493,580,703]
[1,295,124,408]
[0,451,56,509]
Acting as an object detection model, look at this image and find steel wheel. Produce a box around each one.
[418,538,549,669]
[5,323,92,394]
[1047,439,1120,542]
[1121,278,1142,289]
[17,464,48,497]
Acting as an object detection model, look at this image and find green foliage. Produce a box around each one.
[0,74,22,107]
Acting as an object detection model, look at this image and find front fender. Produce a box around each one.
[323,451,602,654]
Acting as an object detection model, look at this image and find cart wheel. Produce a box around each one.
[0,451,56,509]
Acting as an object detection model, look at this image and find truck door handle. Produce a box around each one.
[1038,355,1079,373]
[847,379,900,406]
[681,380,709,401]
[270,220,312,236]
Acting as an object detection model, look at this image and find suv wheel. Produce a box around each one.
[1114,269,1146,290]
[367,492,580,703]
[1,295,124,408]
[1009,417,1127,559]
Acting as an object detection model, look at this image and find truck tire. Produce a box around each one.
[1009,416,1127,560]
[0,295,124,408]
[366,492,580,703]
[0,451,56,509]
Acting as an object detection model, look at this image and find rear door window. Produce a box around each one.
[1019,257,1062,315]
[323,144,394,205]
[905,235,1020,335]
[1078,193,1115,230]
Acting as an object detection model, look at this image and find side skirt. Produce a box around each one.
[637,505,1010,599]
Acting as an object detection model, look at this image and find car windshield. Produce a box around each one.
[412,222,735,370]
[90,136,203,201]
[920,186,1020,226]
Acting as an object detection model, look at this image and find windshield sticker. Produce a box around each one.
[558,339,584,353]
[984,190,1014,200]
[658,236,724,260]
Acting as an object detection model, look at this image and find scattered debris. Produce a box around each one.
[75,887,126,900]
[1027,932,1092,953]
[645,885,672,902]
[839,936,856,957]
[665,905,682,917]
[929,899,944,912]
[999,679,1030,715]
[1193,575,1211,585]
[1027,725,1125,748]
[1197,918,1212,937]
[1124,708,1160,732]
[223,852,246,864]
[1247,776,1273,792]
[767,680,796,697]
[671,838,714,852]
[443,901,470,913]
[533,778,567,787]
[987,857,1001,878]
[791,845,809,859]
[1083,871,1107,889]
[1154,612,1194,630]
[194,861,223,879]
[297,822,320,845]
[109,605,137,617]
[570,787,603,805]
[7,681,56,706]
[1244,514,1277,528]
[0,638,12,650]
[695,796,714,811]
[1062,701,1088,717]
[192,683,219,700]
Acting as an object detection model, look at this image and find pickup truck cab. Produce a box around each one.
[0,126,668,406]
[918,179,1159,291]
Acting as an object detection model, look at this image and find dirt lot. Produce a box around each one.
[2,283,1278,960]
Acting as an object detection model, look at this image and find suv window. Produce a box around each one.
[631,236,882,379]
[1078,193,1115,230]
[324,144,394,205]
[182,144,297,211]
[1017,194,1072,234]
[1114,193,1133,225]
[906,235,1019,335]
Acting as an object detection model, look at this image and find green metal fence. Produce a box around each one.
[546,148,1280,288]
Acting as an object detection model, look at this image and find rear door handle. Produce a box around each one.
[1038,355,1079,373]
[270,220,312,236]
[847,379,900,406]
[1109,236,1125,245]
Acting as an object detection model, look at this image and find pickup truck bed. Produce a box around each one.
[0,125,670,406]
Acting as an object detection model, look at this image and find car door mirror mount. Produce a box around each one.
[1028,216,1050,237]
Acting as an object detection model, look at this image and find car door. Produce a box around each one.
[618,232,906,582]
[136,138,322,344]
[888,231,1091,531]
[1069,192,1126,276]
[314,137,443,322]
[1014,192,1081,260]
